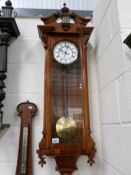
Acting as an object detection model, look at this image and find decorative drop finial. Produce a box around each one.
[61,3,69,13]
[63,3,66,7]
[5,0,12,7]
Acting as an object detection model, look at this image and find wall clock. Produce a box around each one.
[37,4,96,175]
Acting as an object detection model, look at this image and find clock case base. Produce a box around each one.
[55,156,78,175]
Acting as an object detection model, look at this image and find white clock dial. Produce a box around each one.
[53,40,78,64]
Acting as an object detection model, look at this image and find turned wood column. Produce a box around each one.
[0,31,10,128]
[0,0,20,129]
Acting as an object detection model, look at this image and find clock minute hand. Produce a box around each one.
[59,47,66,59]
[63,45,69,59]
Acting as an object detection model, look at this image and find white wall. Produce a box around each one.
[92,0,131,175]
[0,17,100,175]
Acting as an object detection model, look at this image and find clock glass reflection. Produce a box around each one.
[51,59,83,144]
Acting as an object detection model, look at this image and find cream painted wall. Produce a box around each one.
[92,0,131,175]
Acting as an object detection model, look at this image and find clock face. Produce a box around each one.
[53,40,78,64]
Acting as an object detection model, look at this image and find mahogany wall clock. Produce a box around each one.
[37,4,96,175]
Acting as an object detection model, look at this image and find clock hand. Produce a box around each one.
[59,47,67,59]
[63,46,70,59]
[59,46,68,59]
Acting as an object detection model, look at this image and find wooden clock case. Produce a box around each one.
[37,4,96,175]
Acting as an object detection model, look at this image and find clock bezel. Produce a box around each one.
[52,39,79,65]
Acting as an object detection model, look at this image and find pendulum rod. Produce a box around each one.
[63,66,68,118]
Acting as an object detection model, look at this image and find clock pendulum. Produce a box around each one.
[56,66,77,139]
[15,101,37,175]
